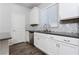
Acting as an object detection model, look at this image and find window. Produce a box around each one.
[40,4,58,27]
[47,4,58,27]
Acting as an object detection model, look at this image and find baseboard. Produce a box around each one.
[9,42,27,46]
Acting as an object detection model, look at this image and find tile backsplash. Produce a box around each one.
[26,23,78,33]
[50,23,78,33]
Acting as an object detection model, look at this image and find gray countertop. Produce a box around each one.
[26,30,79,38]
[0,32,11,41]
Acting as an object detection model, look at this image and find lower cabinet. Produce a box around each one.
[58,42,79,55]
[34,33,50,54]
[46,38,58,55]
[38,37,48,53]
[34,32,59,54]
[34,32,79,55]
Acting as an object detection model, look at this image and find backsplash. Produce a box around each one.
[50,23,78,33]
[26,23,78,33]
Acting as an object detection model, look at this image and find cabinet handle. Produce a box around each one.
[64,40,70,42]
[67,40,70,42]
[51,37,54,38]
[64,40,66,41]
[50,37,54,40]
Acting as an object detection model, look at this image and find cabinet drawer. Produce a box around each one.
[50,35,79,46]
[34,32,50,38]
[34,32,79,46]
[64,37,79,46]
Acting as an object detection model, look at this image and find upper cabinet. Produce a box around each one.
[29,7,39,26]
[59,3,79,20]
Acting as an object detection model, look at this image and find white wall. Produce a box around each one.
[0,3,11,33]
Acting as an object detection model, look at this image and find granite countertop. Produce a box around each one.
[0,32,11,41]
[26,30,79,38]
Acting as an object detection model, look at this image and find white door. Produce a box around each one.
[11,13,26,44]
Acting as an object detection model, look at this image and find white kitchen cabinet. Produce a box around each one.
[48,35,79,55]
[34,33,50,54]
[59,3,79,20]
[29,7,39,25]
[58,42,79,55]
[34,32,79,55]
[37,37,48,53]
[49,38,79,55]
[34,32,59,54]
[47,38,58,55]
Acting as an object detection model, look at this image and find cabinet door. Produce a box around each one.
[34,33,46,51]
[59,3,79,20]
[37,37,48,53]
[34,34,39,48]
[30,7,39,25]
[47,38,59,55]
[34,33,59,55]
[59,42,79,55]
[34,33,54,54]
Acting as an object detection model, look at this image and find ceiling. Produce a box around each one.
[18,3,41,9]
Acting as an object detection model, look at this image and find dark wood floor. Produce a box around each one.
[9,42,45,55]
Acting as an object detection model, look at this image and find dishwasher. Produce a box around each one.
[29,31,34,45]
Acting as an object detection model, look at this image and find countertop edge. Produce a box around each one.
[0,37,12,41]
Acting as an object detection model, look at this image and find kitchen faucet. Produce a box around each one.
[43,24,51,32]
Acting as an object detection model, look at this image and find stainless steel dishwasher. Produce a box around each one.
[29,31,34,45]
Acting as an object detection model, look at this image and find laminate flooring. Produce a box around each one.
[9,42,45,55]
